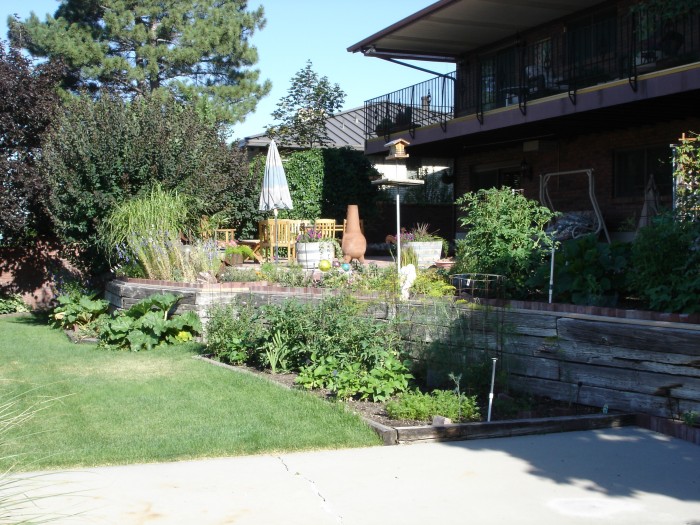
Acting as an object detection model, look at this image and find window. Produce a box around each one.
[567,9,617,63]
[480,46,519,109]
[614,145,672,198]
[566,9,618,86]
[471,165,521,192]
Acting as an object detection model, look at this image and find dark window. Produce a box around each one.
[472,166,521,192]
[480,46,519,109]
[567,9,617,62]
[614,145,672,198]
[567,9,618,86]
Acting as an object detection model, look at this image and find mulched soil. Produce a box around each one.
[231,363,600,429]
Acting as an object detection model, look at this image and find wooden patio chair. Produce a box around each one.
[343,219,364,234]
[314,219,338,239]
[213,229,236,248]
[259,219,296,260]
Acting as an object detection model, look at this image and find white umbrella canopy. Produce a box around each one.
[259,140,293,213]
[259,140,293,260]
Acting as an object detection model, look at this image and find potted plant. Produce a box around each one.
[222,241,255,266]
[402,223,445,268]
[296,227,323,269]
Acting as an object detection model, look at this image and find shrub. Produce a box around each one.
[411,268,455,297]
[0,294,30,315]
[42,92,259,274]
[673,132,700,221]
[218,267,261,283]
[317,264,398,295]
[628,214,700,312]
[206,293,412,401]
[206,300,265,364]
[386,389,480,423]
[99,293,202,351]
[258,262,311,287]
[529,234,631,306]
[455,188,555,295]
[294,295,412,401]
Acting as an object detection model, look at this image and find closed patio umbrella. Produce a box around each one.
[259,140,293,260]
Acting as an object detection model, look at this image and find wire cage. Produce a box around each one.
[451,273,506,300]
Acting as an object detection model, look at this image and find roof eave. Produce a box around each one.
[347,0,460,54]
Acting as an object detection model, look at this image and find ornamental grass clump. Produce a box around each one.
[102,185,220,281]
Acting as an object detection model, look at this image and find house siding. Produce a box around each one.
[454,116,700,230]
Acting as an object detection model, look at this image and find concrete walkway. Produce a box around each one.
[12,427,700,525]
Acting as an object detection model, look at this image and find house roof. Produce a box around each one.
[240,107,365,151]
[347,0,606,61]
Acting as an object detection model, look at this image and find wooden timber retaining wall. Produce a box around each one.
[106,278,700,420]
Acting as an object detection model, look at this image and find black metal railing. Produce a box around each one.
[363,8,700,140]
[364,72,455,140]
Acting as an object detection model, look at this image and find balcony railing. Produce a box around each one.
[365,73,455,141]
[364,8,700,140]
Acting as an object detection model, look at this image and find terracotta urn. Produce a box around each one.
[341,204,366,264]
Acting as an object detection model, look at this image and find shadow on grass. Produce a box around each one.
[1,312,49,326]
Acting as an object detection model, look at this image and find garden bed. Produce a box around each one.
[194,356,632,446]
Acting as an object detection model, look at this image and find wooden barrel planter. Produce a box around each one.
[296,242,321,269]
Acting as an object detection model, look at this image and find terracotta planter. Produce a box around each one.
[434,259,455,272]
[222,253,244,266]
[341,204,367,264]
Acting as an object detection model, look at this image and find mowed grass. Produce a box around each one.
[0,315,380,471]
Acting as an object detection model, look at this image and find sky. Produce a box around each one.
[1,0,454,141]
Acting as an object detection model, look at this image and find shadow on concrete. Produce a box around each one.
[443,427,699,502]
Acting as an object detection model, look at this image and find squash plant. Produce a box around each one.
[99,293,202,351]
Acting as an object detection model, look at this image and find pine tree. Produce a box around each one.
[266,60,346,148]
[8,0,271,125]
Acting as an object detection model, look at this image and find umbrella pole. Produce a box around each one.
[273,208,279,262]
[396,192,401,270]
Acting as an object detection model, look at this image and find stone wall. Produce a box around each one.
[106,278,700,419]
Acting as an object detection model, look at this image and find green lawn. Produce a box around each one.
[0,315,380,471]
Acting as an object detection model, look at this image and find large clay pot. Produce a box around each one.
[341,205,366,264]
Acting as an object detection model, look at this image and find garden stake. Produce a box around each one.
[549,244,555,304]
[487,357,497,422]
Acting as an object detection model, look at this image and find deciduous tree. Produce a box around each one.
[41,92,260,273]
[0,41,63,244]
[266,60,346,148]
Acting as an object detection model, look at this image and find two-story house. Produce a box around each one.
[348,0,700,237]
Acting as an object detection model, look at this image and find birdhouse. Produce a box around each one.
[385,138,410,160]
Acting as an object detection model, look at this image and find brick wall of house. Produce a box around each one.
[0,240,84,310]
[454,117,700,230]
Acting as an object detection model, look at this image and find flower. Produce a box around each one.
[296,227,323,243]
[386,224,444,244]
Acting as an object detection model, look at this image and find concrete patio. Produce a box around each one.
[12,426,700,524]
